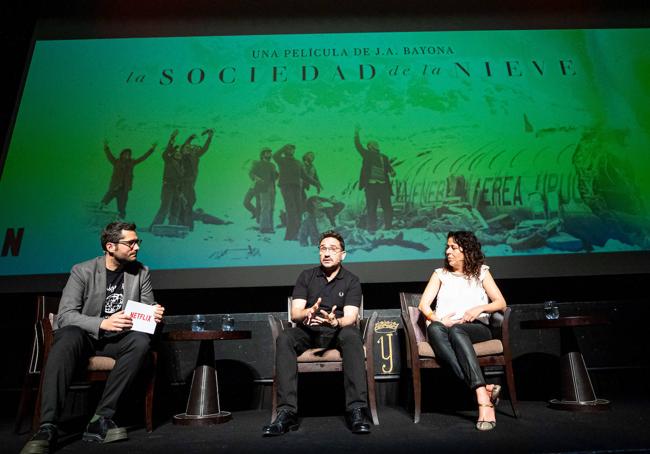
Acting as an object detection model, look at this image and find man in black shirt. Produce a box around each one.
[21,222,165,454]
[262,230,371,436]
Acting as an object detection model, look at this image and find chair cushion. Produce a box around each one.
[297,348,342,362]
[417,339,503,358]
[474,339,504,357]
[295,342,370,363]
[87,356,116,371]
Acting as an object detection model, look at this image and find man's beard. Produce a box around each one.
[112,252,135,266]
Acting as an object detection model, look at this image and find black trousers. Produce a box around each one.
[151,181,176,225]
[243,187,259,219]
[364,183,392,231]
[40,325,151,424]
[275,325,368,413]
[280,185,302,240]
[101,187,129,218]
[426,321,492,390]
[178,182,197,230]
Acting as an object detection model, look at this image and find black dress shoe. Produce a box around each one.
[82,416,127,444]
[262,410,299,437]
[345,407,371,434]
[21,423,57,454]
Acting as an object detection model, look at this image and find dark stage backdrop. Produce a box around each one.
[1,26,649,291]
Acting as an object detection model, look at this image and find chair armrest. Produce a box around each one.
[363,312,378,378]
[41,316,55,366]
[267,314,284,343]
[490,310,504,328]
[399,292,425,368]
[489,310,504,339]
[362,311,378,343]
[500,307,513,358]
[400,309,420,368]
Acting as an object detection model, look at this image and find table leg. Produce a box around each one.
[549,327,609,411]
[173,339,233,425]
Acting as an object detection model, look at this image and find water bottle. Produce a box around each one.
[191,314,206,332]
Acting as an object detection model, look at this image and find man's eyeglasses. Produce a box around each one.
[319,246,342,254]
[116,239,142,249]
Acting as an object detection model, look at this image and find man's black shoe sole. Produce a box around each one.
[262,423,300,437]
[19,440,52,454]
[82,427,128,444]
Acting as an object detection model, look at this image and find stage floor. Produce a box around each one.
[6,399,650,453]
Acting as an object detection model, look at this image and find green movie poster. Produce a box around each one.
[1,28,649,276]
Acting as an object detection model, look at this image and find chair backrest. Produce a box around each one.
[287,296,364,327]
[28,296,61,374]
[399,292,428,344]
[399,292,506,342]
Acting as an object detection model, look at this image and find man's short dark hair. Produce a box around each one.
[101,221,136,251]
[320,230,345,251]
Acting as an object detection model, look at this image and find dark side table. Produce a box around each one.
[520,315,610,411]
[164,329,252,425]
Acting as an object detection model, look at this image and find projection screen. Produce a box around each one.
[1,27,649,290]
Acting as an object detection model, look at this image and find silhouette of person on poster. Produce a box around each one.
[354,126,395,232]
[273,144,319,241]
[176,129,214,230]
[100,140,156,219]
[150,130,183,228]
[299,196,345,246]
[301,151,323,206]
[244,147,278,233]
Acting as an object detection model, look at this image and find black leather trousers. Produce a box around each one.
[426,321,492,389]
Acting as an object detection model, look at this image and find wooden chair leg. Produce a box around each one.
[412,366,422,424]
[144,352,157,432]
[364,315,379,425]
[504,361,520,418]
[367,371,379,425]
[32,369,47,432]
[144,373,156,432]
[271,379,278,422]
[14,374,38,433]
[145,384,154,432]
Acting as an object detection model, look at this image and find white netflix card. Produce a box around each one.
[124,300,157,334]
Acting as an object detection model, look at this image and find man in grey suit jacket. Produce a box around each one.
[22,222,165,454]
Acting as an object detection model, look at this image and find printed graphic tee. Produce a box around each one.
[101,268,125,336]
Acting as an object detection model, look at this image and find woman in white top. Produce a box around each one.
[418,231,507,431]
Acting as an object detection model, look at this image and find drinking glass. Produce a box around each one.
[191,314,206,332]
[544,301,560,320]
[222,314,235,332]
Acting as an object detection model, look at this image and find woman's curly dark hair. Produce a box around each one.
[444,231,485,279]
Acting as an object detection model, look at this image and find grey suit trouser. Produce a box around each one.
[40,325,150,423]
